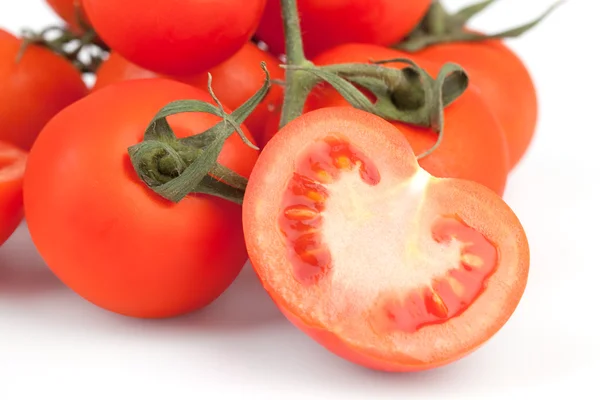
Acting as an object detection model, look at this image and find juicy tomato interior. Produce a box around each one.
[244,107,529,371]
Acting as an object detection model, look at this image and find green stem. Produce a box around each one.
[279,0,315,128]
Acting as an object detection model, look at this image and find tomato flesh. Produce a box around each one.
[244,107,529,371]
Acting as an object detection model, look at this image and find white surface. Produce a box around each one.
[0,1,597,399]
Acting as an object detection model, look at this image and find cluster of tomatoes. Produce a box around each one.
[1,0,556,372]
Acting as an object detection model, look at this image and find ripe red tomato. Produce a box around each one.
[46,0,89,31]
[406,40,537,169]
[24,78,259,318]
[243,106,529,371]
[82,0,267,76]
[93,43,284,142]
[0,29,88,150]
[297,43,510,196]
[0,141,27,247]
[256,0,431,58]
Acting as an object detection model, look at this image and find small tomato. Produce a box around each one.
[0,141,27,247]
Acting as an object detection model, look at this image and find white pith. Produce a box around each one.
[320,166,464,318]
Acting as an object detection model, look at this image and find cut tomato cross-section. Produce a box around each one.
[243,107,529,372]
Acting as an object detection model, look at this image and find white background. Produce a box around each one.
[0,0,596,399]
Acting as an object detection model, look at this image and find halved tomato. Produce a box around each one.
[243,107,529,371]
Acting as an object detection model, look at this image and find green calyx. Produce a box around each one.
[15,25,108,73]
[285,59,468,159]
[128,63,270,204]
[396,0,564,52]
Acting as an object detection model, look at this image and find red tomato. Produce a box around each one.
[256,0,431,58]
[46,0,89,31]
[243,106,529,371]
[407,40,537,169]
[288,43,510,196]
[0,29,88,150]
[93,43,284,142]
[82,0,267,76]
[0,141,27,247]
[24,78,259,318]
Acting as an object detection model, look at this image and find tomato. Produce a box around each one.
[82,0,267,76]
[93,43,284,143]
[46,0,89,31]
[406,40,537,169]
[0,141,27,247]
[255,0,431,58]
[296,43,510,196]
[242,106,529,371]
[24,78,259,318]
[0,29,88,150]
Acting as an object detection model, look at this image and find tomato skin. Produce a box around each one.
[409,40,537,169]
[46,0,88,31]
[0,30,88,150]
[93,43,284,143]
[243,106,529,371]
[301,43,510,196]
[24,78,258,318]
[82,0,267,76]
[256,0,431,58]
[0,141,27,247]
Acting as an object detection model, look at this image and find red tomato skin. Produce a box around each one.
[291,44,510,196]
[409,40,537,169]
[0,29,88,150]
[24,78,258,318]
[82,0,267,76]
[0,141,27,246]
[93,43,285,143]
[46,0,88,31]
[256,0,431,58]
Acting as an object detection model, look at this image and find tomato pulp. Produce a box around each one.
[243,107,529,371]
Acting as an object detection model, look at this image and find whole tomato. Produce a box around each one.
[266,44,510,196]
[256,0,431,58]
[46,0,89,31]
[93,43,284,142]
[24,78,259,318]
[0,141,27,247]
[0,29,88,150]
[82,0,267,76]
[404,40,537,169]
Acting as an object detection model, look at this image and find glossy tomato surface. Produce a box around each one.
[24,78,259,319]
[256,0,431,58]
[0,141,27,247]
[410,40,538,169]
[93,43,284,142]
[82,0,267,75]
[243,107,529,371]
[46,0,88,31]
[303,43,510,196]
[0,29,88,150]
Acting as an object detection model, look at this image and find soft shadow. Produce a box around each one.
[0,223,66,297]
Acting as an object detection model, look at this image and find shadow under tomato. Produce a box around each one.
[0,222,66,298]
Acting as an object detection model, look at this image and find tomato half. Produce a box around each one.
[24,78,259,318]
[255,0,431,58]
[46,0,89,31]
[93,43,284,142]
[0,141,27,247]
[407,40,538,169]
[298,43,510,196]
[0,29,88,150]
[82,0,267,76]
[243,107,529,371]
